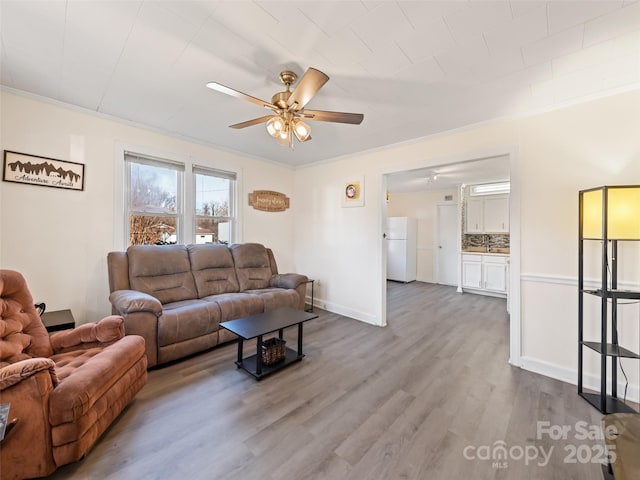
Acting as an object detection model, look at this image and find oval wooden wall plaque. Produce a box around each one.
[248,190,290,212]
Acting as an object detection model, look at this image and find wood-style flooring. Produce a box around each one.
[48,282,611,479]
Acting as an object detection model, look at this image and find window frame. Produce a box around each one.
[114,144,241,250]
[125,152,184,245]
[192,165,237,245]
[469,181,511,196]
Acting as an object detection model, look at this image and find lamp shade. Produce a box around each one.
[266,115,284,138]
[292,119,311,142]
[581,185,640,240]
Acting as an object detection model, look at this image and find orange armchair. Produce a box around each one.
[0,270,147,479]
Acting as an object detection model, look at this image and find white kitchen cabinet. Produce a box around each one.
[464,195,509,233]
[462,254,508,296]
[465,198,484,233]
[483,256,507,292]
[483,196,509,233]
[462,255,482,288]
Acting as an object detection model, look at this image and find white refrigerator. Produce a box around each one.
[386,217,417,282]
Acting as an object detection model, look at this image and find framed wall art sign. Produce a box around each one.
[342,177,364,207]
[248,190,290,212]
[3,150,85,191]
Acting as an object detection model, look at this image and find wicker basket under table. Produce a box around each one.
[262,337,286,365]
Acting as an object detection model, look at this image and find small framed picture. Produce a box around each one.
[342,177,364,207]
[3,150,85,191]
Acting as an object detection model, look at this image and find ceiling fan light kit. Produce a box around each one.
[293,119,311,142]
[206,67,364,149]
[266,111,310,148]
[266,116,284,137]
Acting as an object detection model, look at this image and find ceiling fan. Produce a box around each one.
[206,67,364,148]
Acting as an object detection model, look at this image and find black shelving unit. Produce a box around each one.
[578,186,640,414]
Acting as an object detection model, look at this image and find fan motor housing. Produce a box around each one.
[271,91,291,109]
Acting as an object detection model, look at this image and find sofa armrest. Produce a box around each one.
[50,316,125,353]
[270,273,308,290]
[109,290,161,367]
[0,358,58,390]
[109,289,163,316]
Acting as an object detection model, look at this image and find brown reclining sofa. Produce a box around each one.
[107,242,308,367]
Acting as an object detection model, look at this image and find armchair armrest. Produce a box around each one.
[270,273,308,290]
[50,315,124,353]
[109,290,163,316]
[0,358,58,390]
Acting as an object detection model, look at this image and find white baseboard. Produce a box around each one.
[461,287,507,299]
[308,296,382,326]
[520,356,639,405]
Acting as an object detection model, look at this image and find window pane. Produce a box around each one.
[194,170,233,244]
[470,182,510,196]
[130,162,178,214]
[195,174,230,217]
[195,217,230,244]
[129,215,177,245]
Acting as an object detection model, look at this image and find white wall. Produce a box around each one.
[0,91,296,323]
[292,159,382,324]
[385,189,457,283]
[294,89,640,400]
[2,87,639,401]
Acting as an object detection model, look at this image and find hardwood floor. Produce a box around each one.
[48,282,610,479]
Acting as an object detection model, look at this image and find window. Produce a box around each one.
[194,166,236,245]
[124,151,236,246]
[469,181,510,196]
[125,153,182,246]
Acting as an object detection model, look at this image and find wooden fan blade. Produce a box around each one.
[287,68,329,110]
[300,109,364,125]
[206,82,278,110]
[229,115,273,129]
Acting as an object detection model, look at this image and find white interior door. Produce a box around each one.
[437,203,458,286]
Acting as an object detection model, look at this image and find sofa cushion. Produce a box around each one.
[127,245,198,304]
[0,316,31,365]
[157,299,221,347]
[107,251,130,292]
[244,288,300,311]
[49,335,146,425]
[187,244,240,297]
[0,269,53,362]
[230,243,273,291]
[51,359,147,459]
[202,293,264,322]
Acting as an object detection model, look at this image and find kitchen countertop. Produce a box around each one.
[462,251,510,256]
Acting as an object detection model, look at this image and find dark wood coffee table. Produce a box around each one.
[219,307,318,380]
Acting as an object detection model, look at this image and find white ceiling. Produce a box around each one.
[1,0,639,172]
[385,155,510,193]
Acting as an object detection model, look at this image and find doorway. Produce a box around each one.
[381,152,520,366]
